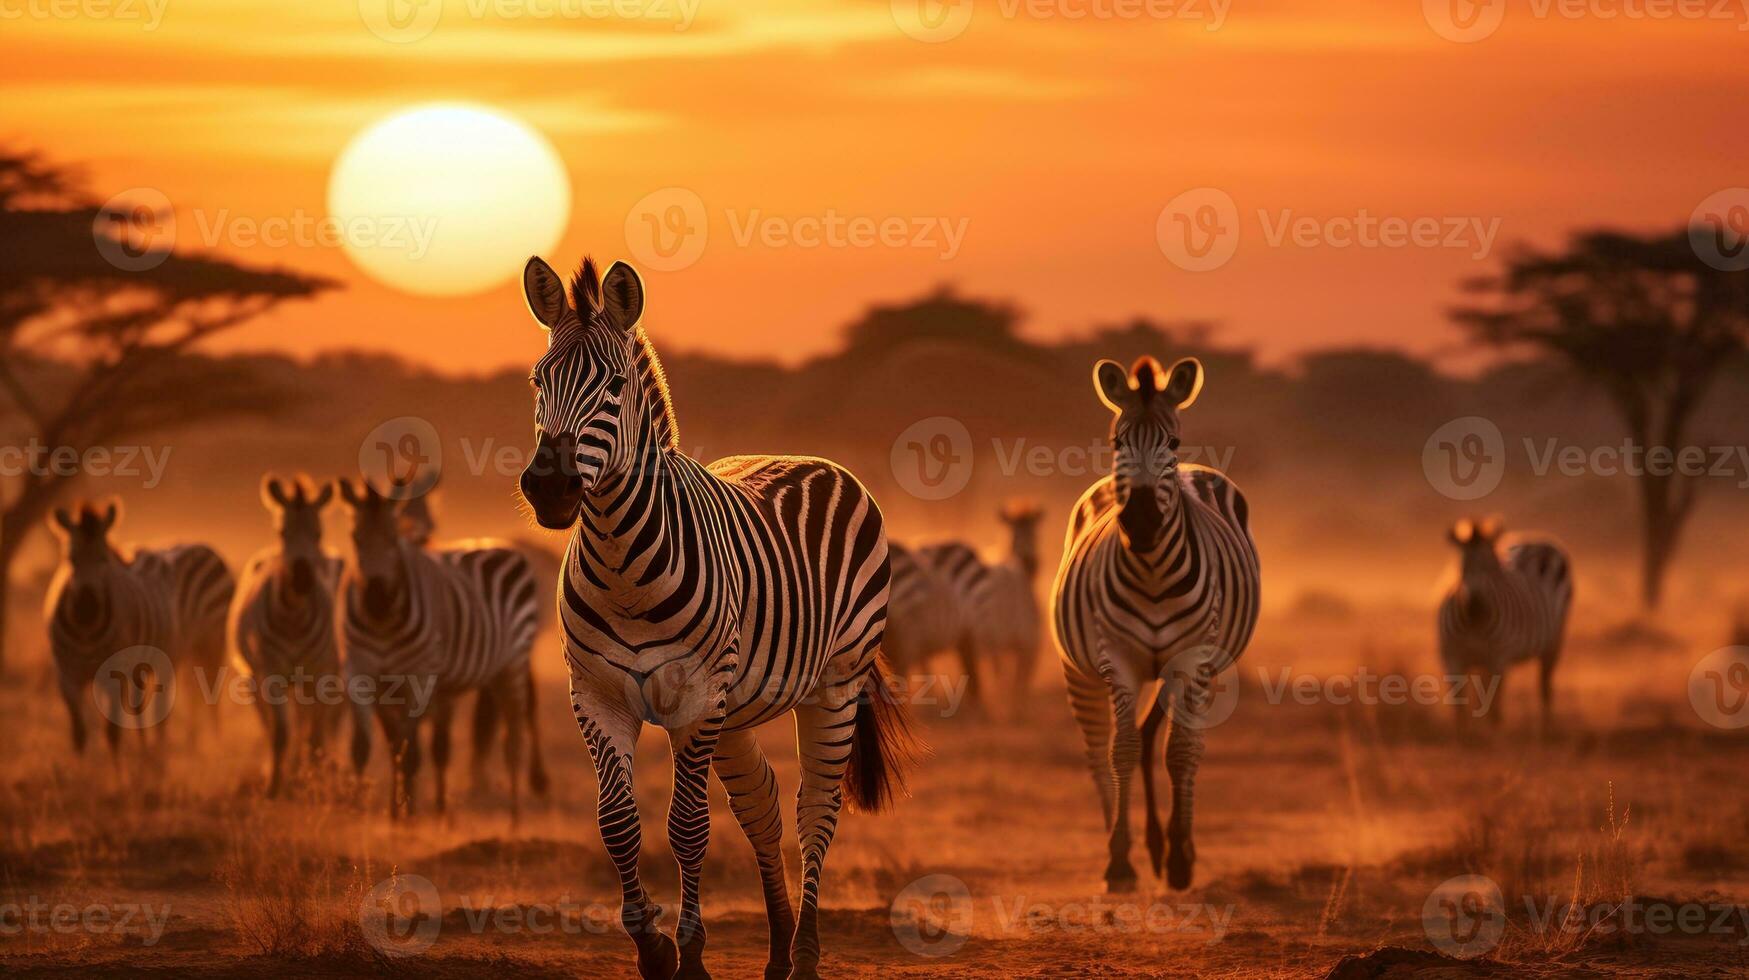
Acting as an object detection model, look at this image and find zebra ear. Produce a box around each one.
[524,256,570,331]
[600,261,645,332]
[99,500,119,531]
[50,507,76,535]
[262,475,289,511]
[309,481,334,510]
[1449,518,1474,545]
[1163,357,1204,410]
[337,478,364,509]
[1478,515,1504,540]
[1094,359,1133,413]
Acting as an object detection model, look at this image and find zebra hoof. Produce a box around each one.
[673,959,712,980]
[1145,824,1166,877]
[764,962,793,980]
[635,933,678,980]
[1104,866,1139,894]
[784,965,821,980]
[1165,847,1194,891]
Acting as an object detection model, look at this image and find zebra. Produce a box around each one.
[229,476,344,796]
[1050,355,1260,893]
[1437,516,1573,736]
[45,500,234,754]
[335,478,546,819]
[918,540,989,711]
[882,541,962,678]
[516,254,911,980]
[966,501,1045,712]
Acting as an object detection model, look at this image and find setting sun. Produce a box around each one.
[327,105,570,297]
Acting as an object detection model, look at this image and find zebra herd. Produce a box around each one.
[37,253,1577,980]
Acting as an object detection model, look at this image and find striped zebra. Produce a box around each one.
[229,476,343,796]
[1051,356,1260,892]
[517,255,910,980]
[336,479,546,819]
[882,541,962,677]
[45,500,234,754]
[1437,516,1573,735]
[967,501,1045,711]
[918,540,988,710]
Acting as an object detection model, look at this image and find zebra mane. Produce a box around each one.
[569,256,603,316]
[634,324,679,450]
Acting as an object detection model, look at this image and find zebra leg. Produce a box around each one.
[1139,688,1168,877]
[377,706,419,819]
[429,695,454,815]
[1065,666,1115,828]
[1100,660,1143,893]
[493,670,530,827]
[525,666,551,798]
[471,686,500,797]
[266,698,290,798]
[60,677,88,754]
[669,708,725,979]
[712,729,795,980]
[1538,653,1557,739]
[1164,662,1213,890]
[1487,670,1506,733]
[789,698,859,979]
[575,696,674,980]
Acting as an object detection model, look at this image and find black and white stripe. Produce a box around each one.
[46,500,233,754]
[1437,516,1573,734]
[882,541,962,677]
[229,476,342,796]
[336,479,543,818]
[1051,355,1260,892]
[966,502,1045,710]
[518,255,909,980]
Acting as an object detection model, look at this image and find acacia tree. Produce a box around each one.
[0,150,335,671]
[1453,229,1749,611]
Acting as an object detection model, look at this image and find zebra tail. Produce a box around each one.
[843,658,924,814]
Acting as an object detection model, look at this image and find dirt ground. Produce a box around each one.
[3,607,1748,979]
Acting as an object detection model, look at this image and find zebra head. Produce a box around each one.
[1448,515,1505,617]
[338,479,409,620]
[519,254,647,529]
[49,500,121,627]
[998,499,1044,576]
[261,475,333,597]
[1094,355,1203,552]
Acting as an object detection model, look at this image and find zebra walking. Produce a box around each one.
[967,501,1045,711]
[1437,516,1572,736]
[517,255,910,980]
[229,476,344,796]
[918,540,988,711]
[1051,356,1259,892]
[46,500,234,754]
[336,479,545,819]
[882,541,961,677]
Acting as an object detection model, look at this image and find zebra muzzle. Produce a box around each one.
[521,429,586,529]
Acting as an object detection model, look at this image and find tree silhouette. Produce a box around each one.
[1453,229,1749,612]
[0,149,335,671]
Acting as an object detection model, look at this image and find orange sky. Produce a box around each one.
[3,0,1745,374]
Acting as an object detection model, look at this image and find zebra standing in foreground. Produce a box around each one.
[46,501,234,753]
[1437,516,1572,736]
[882,541,961,677]
[229,476,343,796]
[967,501,1045,711]
[516,255,908,980]
[336,479,546,819]
[1051,356,1260,892]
